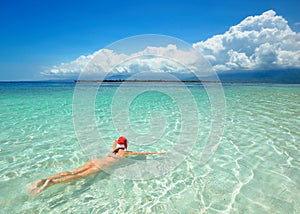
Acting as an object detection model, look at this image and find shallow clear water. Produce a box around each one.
[0,82,299,213]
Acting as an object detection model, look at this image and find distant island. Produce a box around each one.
[74,79,220,83]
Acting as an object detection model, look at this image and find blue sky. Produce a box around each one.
[0,0,300,80]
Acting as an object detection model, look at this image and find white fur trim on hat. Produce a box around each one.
[116,144,125,149]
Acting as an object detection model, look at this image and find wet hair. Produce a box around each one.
[113,148,124,154]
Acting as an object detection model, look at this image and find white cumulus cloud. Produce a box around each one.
[193,10,300,71]
[43,44,202,77]
[44,10,300,77]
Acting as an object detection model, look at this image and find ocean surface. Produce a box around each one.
[0,82,299,213]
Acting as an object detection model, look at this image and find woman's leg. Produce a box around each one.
[28,171,73,194]
[51,165,100,184]
[29,161,100,194]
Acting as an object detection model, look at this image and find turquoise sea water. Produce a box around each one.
[0,82,300,213]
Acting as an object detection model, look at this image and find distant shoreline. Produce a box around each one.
[1,80,300,85]
[74,79,220,83]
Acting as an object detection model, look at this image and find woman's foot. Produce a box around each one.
[28,179,51,194]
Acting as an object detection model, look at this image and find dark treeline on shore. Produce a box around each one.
[74,79,220,83]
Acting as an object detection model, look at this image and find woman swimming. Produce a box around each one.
[29,136,165,194]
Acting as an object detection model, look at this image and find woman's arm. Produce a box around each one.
[125,151,166,155]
